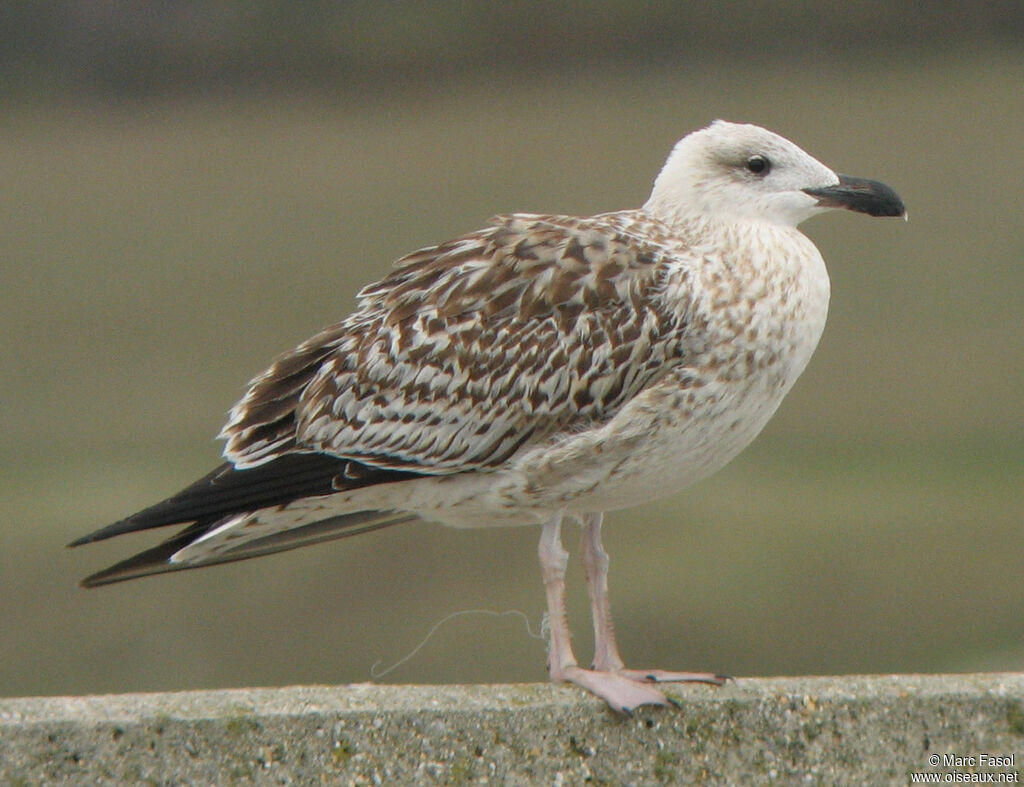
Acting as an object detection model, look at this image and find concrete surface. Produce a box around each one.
[1,674,1022,785]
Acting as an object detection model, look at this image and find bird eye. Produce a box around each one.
[746,155,770,175]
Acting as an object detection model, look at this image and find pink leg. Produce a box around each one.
[580,512,729,686]
[538,516,672,712]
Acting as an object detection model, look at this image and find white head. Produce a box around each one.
[644,120,905,228]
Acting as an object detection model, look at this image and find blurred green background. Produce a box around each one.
[1,2,1021,699]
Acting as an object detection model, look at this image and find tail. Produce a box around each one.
[69,452,425,587]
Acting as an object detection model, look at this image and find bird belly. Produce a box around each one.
[406,345,819,528]
[560,371,797,512]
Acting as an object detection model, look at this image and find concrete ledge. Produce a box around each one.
[2,674,1022,785]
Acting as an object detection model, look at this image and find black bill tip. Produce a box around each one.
[804,174,906,218]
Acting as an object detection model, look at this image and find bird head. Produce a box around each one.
[645,120,905,228]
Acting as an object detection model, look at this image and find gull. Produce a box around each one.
[69,121,905,712]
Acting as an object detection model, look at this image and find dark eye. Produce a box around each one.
[746,155,770,175]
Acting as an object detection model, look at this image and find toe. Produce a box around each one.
[560,666,674,713]
[617,668,730,686]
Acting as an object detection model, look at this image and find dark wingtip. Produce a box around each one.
[73,524,208,588]
[67,532,104,548]
[66,516,142,548]
[77,562,165,588]
[78,567,147,588]
[69,454,427,587]
[67,455,424,553]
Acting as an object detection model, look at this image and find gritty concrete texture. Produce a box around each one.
[1,674,1022,785]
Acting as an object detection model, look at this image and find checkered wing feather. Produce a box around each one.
[221,212,689,473]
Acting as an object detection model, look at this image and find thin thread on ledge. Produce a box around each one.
[370,609,549,679]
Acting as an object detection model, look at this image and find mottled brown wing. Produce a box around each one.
[221,212,688,472]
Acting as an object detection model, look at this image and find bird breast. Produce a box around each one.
[509,222,831,514]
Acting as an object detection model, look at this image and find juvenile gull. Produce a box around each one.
[70,121,905,712]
